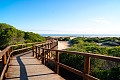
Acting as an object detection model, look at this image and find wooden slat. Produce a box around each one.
[55,51,59,74]
[41,48,120,62]
[0,46,11,58]
[40,55,99,80]
[0,55,10,80]
[84,56,90,80]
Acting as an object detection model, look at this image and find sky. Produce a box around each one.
[0,0,120,34]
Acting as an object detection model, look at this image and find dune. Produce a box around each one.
[58,41,71,50]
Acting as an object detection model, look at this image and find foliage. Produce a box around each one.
[59,53,84,80]
[24,32,45,42]
[96,67,120,80]
[58,37,70,41]
[60,37,120,80]
[0,23,46,49]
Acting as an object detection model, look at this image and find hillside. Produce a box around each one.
[0,23,46,50]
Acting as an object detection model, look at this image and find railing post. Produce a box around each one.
[38,46,41,59]
[11,46,13,52]
[50,43,52,49]
[56,41,58,49]
[32,44,34,57]
[55,51,59,74]
[10,46,13,57]
[84,56,90,80]
[48,43,50,49]
[21,45,23,53]
[42,49,45,65]
[26,43,28,51]
[7,50,9,59]
[35,46,37,58]
[8,49,10,63]
[2,54,7,66]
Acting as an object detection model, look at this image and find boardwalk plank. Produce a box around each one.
[6,51,64,80]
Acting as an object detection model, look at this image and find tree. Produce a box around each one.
[0,23,46,50]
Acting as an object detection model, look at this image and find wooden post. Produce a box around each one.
[84,56,90,80]
[50,43,52,49]
[26,43,28,51]
[32,44,34,56]
[42,49,45,64]
[51,43,53,48]
[7,49,10,63]
[11,46,13,52]
[11,46,13,57]
[2,54,7,66]
[35,46,37,58]
[48,43,50,49]
[45,43,47,48]
[21,45,23,53]
[44,50,46,65]
[38,46,40,59]
[56,41,58,49]
[55,51,59,74]
[7,50,9,58]
[46,50,48,62]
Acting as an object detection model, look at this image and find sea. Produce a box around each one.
[40,34,120,37]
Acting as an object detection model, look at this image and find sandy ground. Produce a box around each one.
[58,41,71,50]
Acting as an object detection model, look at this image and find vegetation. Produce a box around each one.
[0,23,46,50]
[60,37,120,80]
[58,37,70,41]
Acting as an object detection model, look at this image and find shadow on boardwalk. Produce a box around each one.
[6,51,64,80]
[16,53,29,80]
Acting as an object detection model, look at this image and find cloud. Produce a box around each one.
[88,17,110,25]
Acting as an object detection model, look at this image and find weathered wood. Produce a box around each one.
[32,44,34,56]
[26,44,28,51]
[48,43,50,49]
[0,46,10,58]
[35,46,37,58]
[1,54,11,80]
[20,45,23,53]
[6,51,64,80]
[0,43,36,80]
[1,40,120,80]
[35,40,119,80]
[55,51,59,74]
[43,57,99,80]
[3,54,6,65]
[38,46,41,59]
[84,56,90,80]
[42,48,120,62]
[42,49,45,64]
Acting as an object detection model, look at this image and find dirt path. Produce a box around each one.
[58,41,71,50]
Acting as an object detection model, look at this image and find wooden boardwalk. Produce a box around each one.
[5,51,64,80]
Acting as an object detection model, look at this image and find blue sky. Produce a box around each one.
[0,0,120,34]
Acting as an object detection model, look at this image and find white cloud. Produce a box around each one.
[88,17,110,25]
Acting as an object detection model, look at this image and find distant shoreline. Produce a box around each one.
[40,34,120,37]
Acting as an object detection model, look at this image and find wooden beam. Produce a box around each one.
[55,51,59,74]
[84,56,90,80]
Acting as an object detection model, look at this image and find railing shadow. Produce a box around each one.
[16,53,28,80]
[6,73,55,79]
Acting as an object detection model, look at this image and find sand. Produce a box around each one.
[58,41,71,50]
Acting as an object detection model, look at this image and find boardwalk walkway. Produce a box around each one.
[5,51,64,80]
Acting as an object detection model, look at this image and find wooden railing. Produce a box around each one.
[0,42,42,80]
[34,41,120,80]
[0,40,120,80]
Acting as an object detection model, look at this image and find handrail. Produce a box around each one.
[1,40,120,80]
[42,49,120,62]
[0,42,43,80]
[34,41,120,80]
[0,46,11,58]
